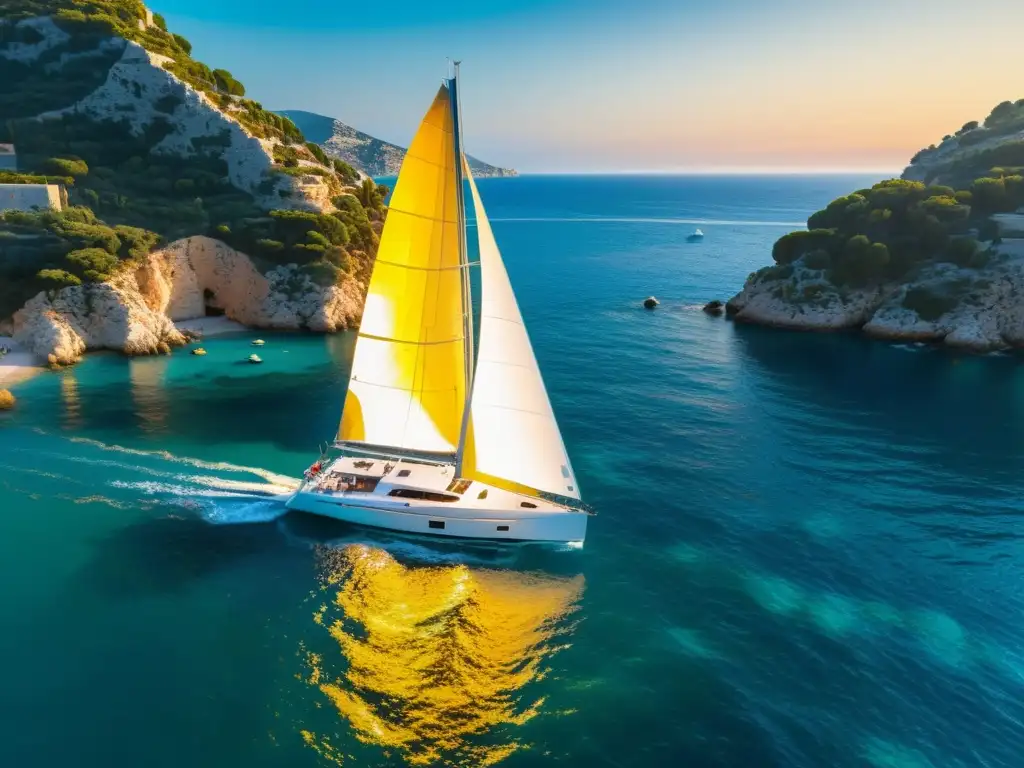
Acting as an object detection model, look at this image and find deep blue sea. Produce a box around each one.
[4,174,1024,768]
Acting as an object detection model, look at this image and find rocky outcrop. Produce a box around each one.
[902,101,1024,187]
[35,40,319,209]
[703,300,724,316]
[279,109,518,178]
[0,17,70,64]
[727,245,1024,352]
[13,276,185,365]
[12,236,365,364]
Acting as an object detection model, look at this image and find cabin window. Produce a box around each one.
[446,478,472,494]
[520,501,537,509]
[320,474,378,493]
[397,469,411,478]
[429,520,445,530]
[496,525,509,532]
[388,489,459,503]
[477,489,488,500]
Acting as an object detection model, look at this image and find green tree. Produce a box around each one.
[40,157,89,178]
[356,178,383,210]
[172,33,192,55]
[36,269,82,289]
[971,177,1011,213]
[65,247,119,281]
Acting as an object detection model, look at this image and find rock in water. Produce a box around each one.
[643,297,659,309]
[703,300,724,316]
[0,390,15,410]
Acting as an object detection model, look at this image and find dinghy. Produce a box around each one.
[286,65,591,545]
[247,354,262,364]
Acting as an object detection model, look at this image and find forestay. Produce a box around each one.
[460,163,580,500]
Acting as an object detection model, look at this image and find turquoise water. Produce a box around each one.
[3,175,1024,767]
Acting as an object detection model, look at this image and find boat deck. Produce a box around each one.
[303,456,570,513]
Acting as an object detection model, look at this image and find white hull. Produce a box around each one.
[286,490,587,543]
[284,455,588,545]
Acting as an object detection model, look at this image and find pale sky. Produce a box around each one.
[155,0,1024,173]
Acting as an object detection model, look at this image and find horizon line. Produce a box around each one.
[509,167,902,176]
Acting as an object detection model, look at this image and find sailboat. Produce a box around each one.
[285,66,591,545]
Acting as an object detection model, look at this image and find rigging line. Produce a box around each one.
[386,206,458,225]
[357,332,463,346]
[374,258,478,272]
[347,378,462,395]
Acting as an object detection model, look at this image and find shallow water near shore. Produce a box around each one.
[3,174,1024,768]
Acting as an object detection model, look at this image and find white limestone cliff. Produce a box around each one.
[29,33,337,211]
[13,237,364,365]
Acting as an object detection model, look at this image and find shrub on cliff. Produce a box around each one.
[0,206,156,316]
[36,268,82,289]
[212,68,245,97]
[39,157,89,178]
[65,247,119,280]
[772,179,985,284]
[772,229,840,265]
[902,287,958,322]
[332,159,361,185]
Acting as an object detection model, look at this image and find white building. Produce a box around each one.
[0,184,65,213]
[0,144,16,171]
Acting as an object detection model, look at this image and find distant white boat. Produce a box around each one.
[285,65,591,545]
[687,229,704,242]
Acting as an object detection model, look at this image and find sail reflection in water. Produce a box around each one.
[302,544,584,766]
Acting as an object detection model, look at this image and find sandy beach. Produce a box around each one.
[175,317,249,338]
[0,336,43,388]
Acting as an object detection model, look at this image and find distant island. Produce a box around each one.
[0,1,397,370]
[279,109,517,179]
[726,98,1024,352]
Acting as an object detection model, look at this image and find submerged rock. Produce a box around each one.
[0,389,15,410]
[643,297,659,309]
[703,300,724,316]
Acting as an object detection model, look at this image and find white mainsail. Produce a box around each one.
[460,163,581,500]
[338,85,467,455]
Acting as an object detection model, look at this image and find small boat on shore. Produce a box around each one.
[247,354,263,364]
[687,229,704,242]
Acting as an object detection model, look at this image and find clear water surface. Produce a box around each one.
[3,174,1022,768]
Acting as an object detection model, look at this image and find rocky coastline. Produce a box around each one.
[10,236,364,367]
[724,240,1024,353]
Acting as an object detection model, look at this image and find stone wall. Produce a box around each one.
[0,183,63,212]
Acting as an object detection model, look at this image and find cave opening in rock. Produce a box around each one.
[203,288,225,317]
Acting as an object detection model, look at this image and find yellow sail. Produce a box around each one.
[339,85,467,454]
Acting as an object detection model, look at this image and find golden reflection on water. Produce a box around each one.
[129,358,169,433]
[302,544,585,767]
[59,371,81,429]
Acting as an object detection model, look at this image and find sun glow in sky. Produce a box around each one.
[155,0,1024,173]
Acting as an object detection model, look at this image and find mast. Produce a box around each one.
[451,61,475,476]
